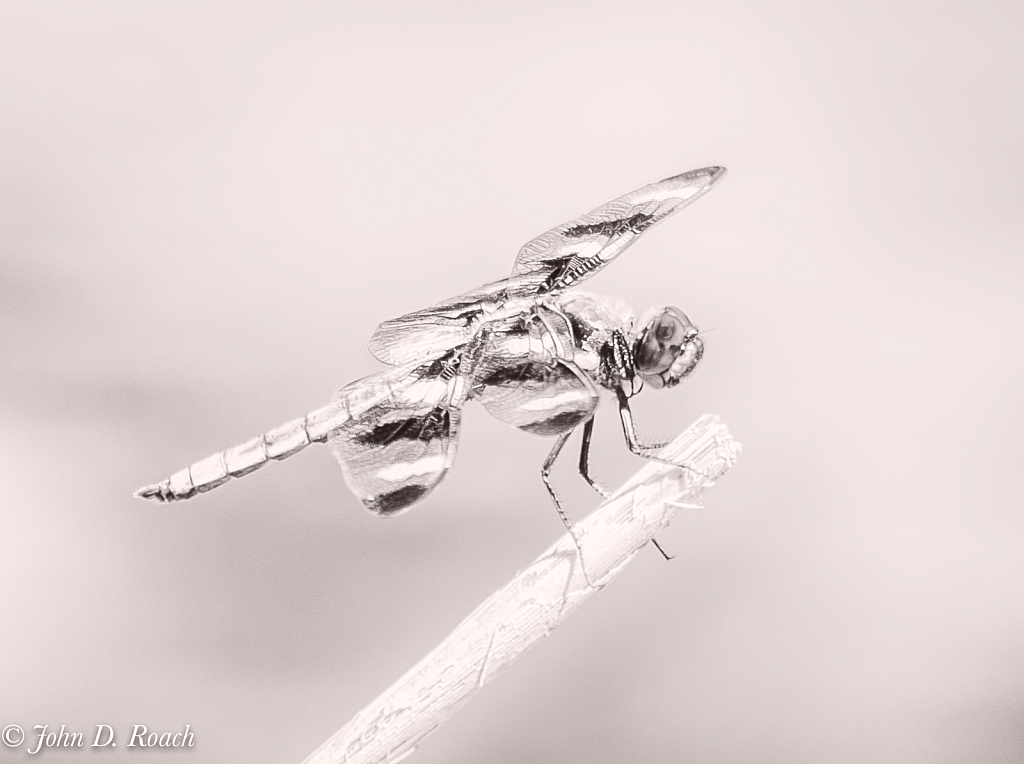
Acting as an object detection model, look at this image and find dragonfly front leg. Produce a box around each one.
[614,386,709,479]
[575,418,673,560]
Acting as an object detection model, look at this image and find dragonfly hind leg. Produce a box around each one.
[540,428,598,586]
[541,430,576,536]
[578,416,610,499]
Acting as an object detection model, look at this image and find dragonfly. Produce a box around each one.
[136,166,727,538]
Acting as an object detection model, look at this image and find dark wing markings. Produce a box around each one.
[474,361,598,438]
[510,166,726,296]
[367,169,726,365]
[354,407,451,448]
[329,361,461,516]
[367,279,511,366]
[478,361,551,388]
[367,484,430,516]
[562,211,655,239]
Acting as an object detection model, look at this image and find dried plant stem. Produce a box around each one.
[300,414,741,764]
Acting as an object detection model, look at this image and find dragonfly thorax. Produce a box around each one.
[599,329,637,387]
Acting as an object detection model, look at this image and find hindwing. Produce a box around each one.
[475,360,598,437]
[329,359,462,515]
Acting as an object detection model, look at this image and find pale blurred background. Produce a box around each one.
[1,1,1022,762]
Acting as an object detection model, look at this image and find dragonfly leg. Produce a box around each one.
[615,387,692,563]
[541,429,597,586]
[651,538,675,560]
[578,416,610,499]
[615,386,710,479]
[551,360,614,500]
[541,430,576,534]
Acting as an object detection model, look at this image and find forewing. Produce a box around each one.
[510,166,727,295]
[367,167,726,364]
[329,360,461,515]
[367,279,511,366]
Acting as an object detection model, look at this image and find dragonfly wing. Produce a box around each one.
[510,166,727,296]
[367,279,512,366]
[475,359,599,437]
[329,359,462,515]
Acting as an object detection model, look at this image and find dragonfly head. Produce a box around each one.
[633,306,704,389]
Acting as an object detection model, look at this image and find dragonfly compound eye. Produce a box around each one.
[634,307,701,388]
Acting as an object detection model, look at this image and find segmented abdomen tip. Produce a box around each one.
[133,483,170,502]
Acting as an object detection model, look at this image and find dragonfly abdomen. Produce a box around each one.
[134,402,348,502]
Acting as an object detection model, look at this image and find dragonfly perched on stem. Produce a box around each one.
[136,166,727,557]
